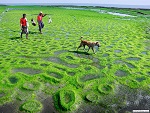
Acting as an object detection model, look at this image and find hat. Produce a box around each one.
[40,11,42,14]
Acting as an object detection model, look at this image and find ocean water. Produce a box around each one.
[1,3,150,9]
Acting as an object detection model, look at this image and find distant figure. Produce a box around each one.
[48,16,52,24]
[31,18,36,26]
[37,11,47,34]
[20,14,29,39]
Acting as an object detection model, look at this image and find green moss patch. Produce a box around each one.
[66,56,74,60]
[0,91,5,98]
[59,90,75,110]
[9,76,18,84]
[54,90,76,111]
[21,100,43,113]
[0,90,13,105]
[98,84,113,94]
[86,92,99,103]
[144,65,150,68]
[48,72,63,79]
[40,63,49,67]
[30,62,38,65]
[126,80,140,88]
[1,74,21,87]
[80,74,103,82]
[17,91,33,101]
[22,81,41,91]
[41,74,60,84]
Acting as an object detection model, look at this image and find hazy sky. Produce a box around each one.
[0,0,150,5]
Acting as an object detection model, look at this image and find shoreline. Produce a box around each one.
[0,3,150,10]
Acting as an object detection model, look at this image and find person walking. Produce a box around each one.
[20,14,29,39]
[37,11,47,34]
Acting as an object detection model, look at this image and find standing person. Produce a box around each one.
[48,16,52,24]
[37,11,47,34]
[20,14,29,39]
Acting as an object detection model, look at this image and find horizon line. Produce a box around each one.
[1,3,150,5]
[0,3,150,9]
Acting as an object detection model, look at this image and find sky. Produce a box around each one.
[0,0,150,5]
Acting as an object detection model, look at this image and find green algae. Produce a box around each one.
[59,90,76,110]
[21,100,43,113]
[98,84,114,95]
[22,81,41,91]
[9,76,19,84]
[86,92,100,103]
[0,5,150,113]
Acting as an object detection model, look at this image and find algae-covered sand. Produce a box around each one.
[0,5,150,113]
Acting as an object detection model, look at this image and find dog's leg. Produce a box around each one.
[77,45,82,51]
[83,45,86,51]
[92,47,95,54]
[87,47,90,52]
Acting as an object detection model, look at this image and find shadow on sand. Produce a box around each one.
[29,31,39,34]
[9,30,20,32]
[68,50,91,55]
[10,37,20,40]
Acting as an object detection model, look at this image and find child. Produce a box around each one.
[48,16,52,24]
[31,18,36,26]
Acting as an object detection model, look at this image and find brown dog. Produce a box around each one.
[77,36,100,53]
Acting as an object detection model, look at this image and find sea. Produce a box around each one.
[0,3,150,9]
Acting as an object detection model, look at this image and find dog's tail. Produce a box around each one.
[80,36,83,41]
